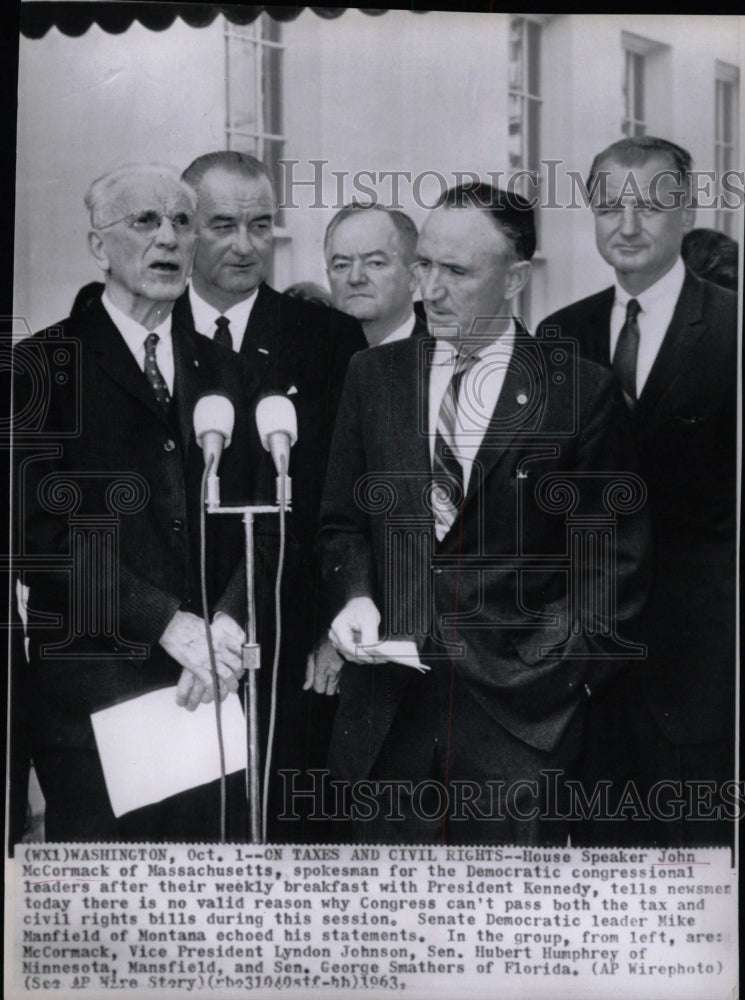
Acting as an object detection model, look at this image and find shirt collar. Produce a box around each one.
[188,282,259,339]
[101,291,172,353]
[614,257,686,313]
[377,312,417,346]
[430,318,516,364]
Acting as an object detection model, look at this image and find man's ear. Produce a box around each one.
[681,204,696,234]
[88,230,110,274]
[505,260,531,301]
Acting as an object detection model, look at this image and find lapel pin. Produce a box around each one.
[516,392,528,405]
[258,347,270,356]
[193,360,199,367]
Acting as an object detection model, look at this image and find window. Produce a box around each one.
[224,13,285,221]
[508,16,542,194]
[508,15,543,322]
[622,48,645,136]
[715,62,739,238]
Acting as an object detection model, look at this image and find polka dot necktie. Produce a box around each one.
[214,315,233,350]
[143,332,171,411]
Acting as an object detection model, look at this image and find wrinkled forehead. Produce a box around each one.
[197,169,276,216]
[594,154,688,204]
[330,211,402,255]
[97,173,196,226]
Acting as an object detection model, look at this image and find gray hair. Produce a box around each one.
[84,163,196,228]
[324,203,419,264]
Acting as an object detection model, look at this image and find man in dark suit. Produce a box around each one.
[13,164,264,842]
[176,151,366,840]
[318,184,650,845]
[324,203,428,346]
[537,137,737,846]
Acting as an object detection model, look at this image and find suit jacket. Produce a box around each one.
[319,330,651,782]
[536,269,737,744]
[173,283,366,650]
[14,299,265,749]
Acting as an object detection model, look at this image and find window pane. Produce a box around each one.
[633,53,645,122]
[228,36,258,130]
[509,17,524,92]
[721,82,733,144]
[527,20,540,97]
[527,99,541,174]
[508,93,523,169]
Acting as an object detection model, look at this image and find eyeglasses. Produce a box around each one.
[96,210,195,235]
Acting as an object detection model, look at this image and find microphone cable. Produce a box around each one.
[199,453,227,843]
[261,453,287,843]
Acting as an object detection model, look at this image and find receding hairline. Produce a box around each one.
[324,204,419,263]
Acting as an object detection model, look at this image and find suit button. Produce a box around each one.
[164,439,176,452]
[172,519,183,532]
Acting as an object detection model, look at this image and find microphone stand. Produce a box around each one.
[203,472,291,844]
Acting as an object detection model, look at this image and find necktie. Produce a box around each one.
[613,298,641,407]
[214,315,233,350]
[432,348,478,541]
[143,333,171,411]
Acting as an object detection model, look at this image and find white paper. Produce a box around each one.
[90,687,247,817]
[365,639,430,671]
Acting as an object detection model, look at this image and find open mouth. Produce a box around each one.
[150,261,180,272]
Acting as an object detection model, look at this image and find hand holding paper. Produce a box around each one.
[329,599,429,672]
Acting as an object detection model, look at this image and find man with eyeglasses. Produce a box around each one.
[13,164,265,841]
[537,137,737,846]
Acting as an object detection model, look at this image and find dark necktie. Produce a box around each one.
[214,315,233,350]
[432,349,478,541]
[143,333,171,410]
[613,298,641,407]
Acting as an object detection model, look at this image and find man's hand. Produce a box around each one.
[304,636,345,695]
[328,597,381,663]
[159,610,244,709]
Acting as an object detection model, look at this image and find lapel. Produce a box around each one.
[464,323,541,505]
[171,314,218,453]
[85,299,175,432]
[581,287,614,366]
[634,270,707,427]
[243,282,279,362]
[395,336,434,515]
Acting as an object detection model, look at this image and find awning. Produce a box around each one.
[20,3,429,40]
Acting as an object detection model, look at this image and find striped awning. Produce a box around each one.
[20,4,429,40]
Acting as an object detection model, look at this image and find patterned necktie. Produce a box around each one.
[432,348,478,541]
[613,298,641,408]
[214,315,233,350]
[143,332,171,410]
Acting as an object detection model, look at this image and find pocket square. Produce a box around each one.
[287,385,299,396]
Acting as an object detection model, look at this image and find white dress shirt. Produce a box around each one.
[610,257,686,396]
[188,283,258,352]
[101,292,174,393]
[376,312,417,347]
[428,322,516,493]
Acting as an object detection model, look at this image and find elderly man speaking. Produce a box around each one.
[13,164,265,842]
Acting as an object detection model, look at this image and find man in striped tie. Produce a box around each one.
[318,183,650,844]
[12,164,265,842]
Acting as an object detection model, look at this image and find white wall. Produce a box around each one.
[14,12,744,333]
[14,18,226,330]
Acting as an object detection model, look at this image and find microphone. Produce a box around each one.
[194,395,235,506]
[255,395,297,504]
